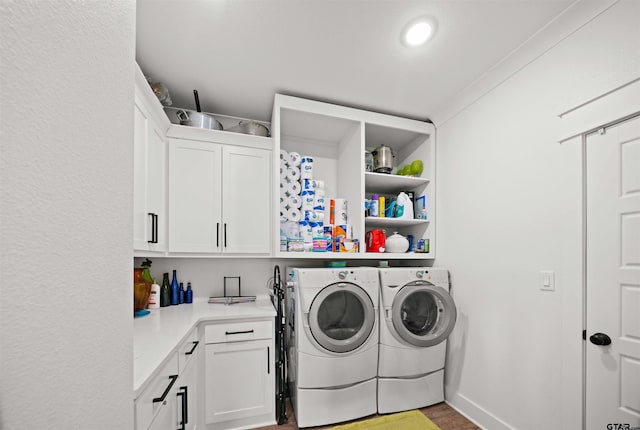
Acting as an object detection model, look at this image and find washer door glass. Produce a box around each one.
[391,281,456,347]
[309,282,375,353]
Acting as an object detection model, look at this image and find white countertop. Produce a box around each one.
[133,296,276,395]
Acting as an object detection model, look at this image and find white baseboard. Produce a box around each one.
[445,392,515,430]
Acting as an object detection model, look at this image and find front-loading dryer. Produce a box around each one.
[377,267,456,414]
[286,267,379,428]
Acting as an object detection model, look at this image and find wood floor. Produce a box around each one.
[256,400,480,430]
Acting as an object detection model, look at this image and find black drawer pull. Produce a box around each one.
[152,374,178,403]
[225,329,254,335]
[185,341,199,355]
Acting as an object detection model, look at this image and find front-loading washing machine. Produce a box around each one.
[285,267,379,428]
[377,267,457,414]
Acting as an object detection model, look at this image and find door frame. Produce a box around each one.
[581,110,640,429]
[558,77,640,430]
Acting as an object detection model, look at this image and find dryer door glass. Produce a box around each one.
[308,282,375,353]
[392,283,457,347]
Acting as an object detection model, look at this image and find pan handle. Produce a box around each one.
[176,109,189,122]
[193,90,201,112]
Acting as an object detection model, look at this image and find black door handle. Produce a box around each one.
[589,332,612,346]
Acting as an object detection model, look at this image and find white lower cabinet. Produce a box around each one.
[177,345,199,430]
[135,353,179,430]
[148,384,179,430]
[136,330,202,430]
[203,320,275,430]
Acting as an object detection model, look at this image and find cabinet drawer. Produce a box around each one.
[204,319,273,344]
[135,352,179,430]
[177,327,200,374]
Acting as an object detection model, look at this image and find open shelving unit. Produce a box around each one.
[272,94,436,260]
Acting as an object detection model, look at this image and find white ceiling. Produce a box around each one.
[136,0,574,124]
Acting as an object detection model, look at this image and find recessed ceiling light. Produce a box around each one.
[402,17,436,47]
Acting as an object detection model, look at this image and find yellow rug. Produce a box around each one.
[330,410,441,430]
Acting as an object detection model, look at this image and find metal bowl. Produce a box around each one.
[238,120,270,137]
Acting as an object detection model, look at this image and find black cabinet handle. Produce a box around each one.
[225,329,254,335]
[154,214,158,243]
[176,390,186,430]
[185,341,199,355]
[267,346,270,374]
[179,385,189,426]
[224,223,227,248]
[147,213,158,244]
[589,332,612,346]
[216,222,219,247]
[152,374,178,403]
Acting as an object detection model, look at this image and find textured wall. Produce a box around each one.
[0,1,135,428]
[436,2,640,429]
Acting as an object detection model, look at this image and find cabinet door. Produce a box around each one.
[133,95,167,252]
[146,123,166,251]
[222,146,271,253]
[204,339,274,425]
[178,347,199,430]
[133,99,150,250]
[147,387,178,430]
[169,139,222,253]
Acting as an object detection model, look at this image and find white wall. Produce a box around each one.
[0,2,135,429]
[135,258,413,299]
[135,258,278,298]
[436,2,640,429]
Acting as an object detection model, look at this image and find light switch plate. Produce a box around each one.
[539,271,555,291]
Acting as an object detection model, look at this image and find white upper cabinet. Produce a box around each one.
[222,145,271,254]
[167,127,272,255]
[168,139,223,253]
[273,94,436,259]
[133,64,170,253]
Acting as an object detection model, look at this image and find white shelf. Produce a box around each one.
[365,172,429,193]
[275,251,433,260]
[364,217,429,227]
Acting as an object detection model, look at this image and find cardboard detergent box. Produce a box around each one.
[338,238,359,253]
[332,224,353,252]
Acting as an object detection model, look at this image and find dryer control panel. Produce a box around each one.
[421,269,449,287]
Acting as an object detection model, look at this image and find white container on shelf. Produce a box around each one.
[385,232,409,253]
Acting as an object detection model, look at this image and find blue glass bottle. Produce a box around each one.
[179,282,185,304]
[185,282,193,304]
[171,270,179,305]
[160,272,170,307]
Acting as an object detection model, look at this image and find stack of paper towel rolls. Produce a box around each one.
[280,150,327,247]
[279,149,303,221]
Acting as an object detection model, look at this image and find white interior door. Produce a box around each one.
[586,113,640,429]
